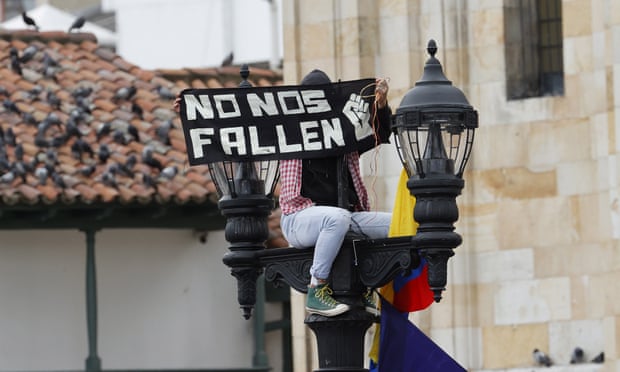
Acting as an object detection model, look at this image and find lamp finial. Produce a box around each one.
[239,64,252,88]
[427,39,437,58]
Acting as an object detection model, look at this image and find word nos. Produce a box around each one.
[184,89,348,159]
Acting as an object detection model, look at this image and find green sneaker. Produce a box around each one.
[306,284,350,317]
[363,289,380,316]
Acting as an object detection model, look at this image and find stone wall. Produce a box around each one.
[282,0,620,370]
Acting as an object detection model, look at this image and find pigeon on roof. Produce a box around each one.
[0,29,286,246]
[221,52,234,67]
[21,12,39,31]
[4,5,116,47]
[68,16,85,33]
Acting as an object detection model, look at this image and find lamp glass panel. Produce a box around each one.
[259,160,280,197]
[395,111,475,177]
[209,161,235,197]
[394,127,420,177]
[209,160,280,198]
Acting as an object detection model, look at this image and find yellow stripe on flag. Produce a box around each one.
[369,167,417,366]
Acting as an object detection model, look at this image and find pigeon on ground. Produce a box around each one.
[591,351,604,363]
[570,347,585,364]
[532,348,552,367]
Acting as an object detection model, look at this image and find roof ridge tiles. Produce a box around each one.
[0,29,98,44]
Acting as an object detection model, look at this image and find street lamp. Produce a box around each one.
[205,38,477,369]
[392,39,478,302]
[211,65,280,320]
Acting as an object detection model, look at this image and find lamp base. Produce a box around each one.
[408,175,464,302]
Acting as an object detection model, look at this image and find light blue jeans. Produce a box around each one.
[281,206,392,280]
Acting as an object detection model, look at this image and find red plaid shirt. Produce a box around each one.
[279,152,369,215]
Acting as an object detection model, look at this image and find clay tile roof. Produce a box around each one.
[0,30,287,246]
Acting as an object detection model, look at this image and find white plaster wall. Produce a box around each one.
[0,228,271,370]
[0,230,86,370]
[102,0,283,70]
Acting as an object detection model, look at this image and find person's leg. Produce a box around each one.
[281,206,352,280]
[348,211,392,240]
[348,211,392,315]
[281,206,352,316]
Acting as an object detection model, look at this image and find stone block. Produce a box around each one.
[528,118,592,168]
[494,278,571,325]
[478,167,556,199]
[378,15,409,53]
[590,112,610,158]
[557,160,603,196]
[582,271,620,319]
[431,281,473,328]
[470,8,504,47]
[299,22,334,60]
[534,242,617,279]
[573,192,614,244]
[473,248,534,284]
[580,70,608,116]
[563,0,593,38]
[431,327,483,370]
[552,74,584,119]
[496,197,577,250]
[459,203,502,251]
[469,44,506,84]
[298,0,333,23]
[482,323,548,369]
[470,123,528,169]
[548,319,605,366]
[377,0,409,17]
[564,36,595,75]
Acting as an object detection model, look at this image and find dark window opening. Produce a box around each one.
[504,0,564,100]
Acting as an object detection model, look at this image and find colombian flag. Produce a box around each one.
[376,297,465,371]
[369,168,434,370]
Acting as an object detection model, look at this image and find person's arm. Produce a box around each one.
[374,78,392,143]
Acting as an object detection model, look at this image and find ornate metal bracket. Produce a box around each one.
[257,236,420,294]
[353,236,420,288]
[258,248,313,293]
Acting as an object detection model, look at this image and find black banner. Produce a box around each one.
[179,78,379,165]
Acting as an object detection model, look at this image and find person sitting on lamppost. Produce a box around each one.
[279,69,393,317]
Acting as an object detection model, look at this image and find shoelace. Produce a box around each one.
[364,290,378,307]
[315,286,338,305]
